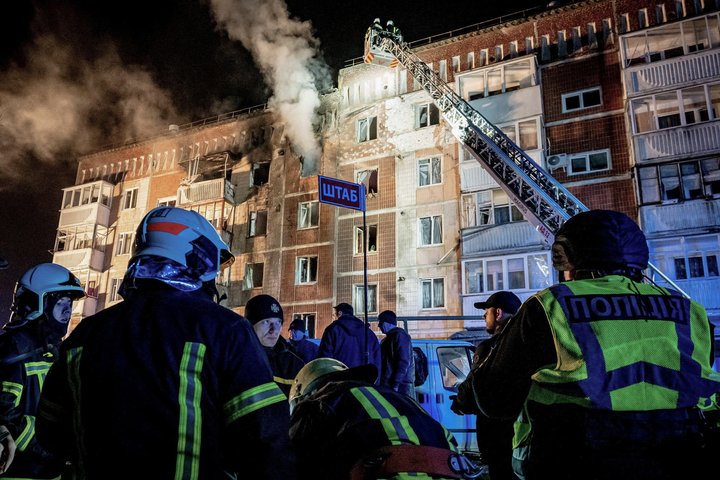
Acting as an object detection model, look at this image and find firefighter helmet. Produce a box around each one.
[552,210,649,279]
[7,263,85,328]
[132,206,234,282]
[289,358,378,413]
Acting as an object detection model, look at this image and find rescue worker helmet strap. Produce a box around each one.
[8,263,85,326]
[133,206,235,282]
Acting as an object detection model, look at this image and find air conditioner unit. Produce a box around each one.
[546,153,568,170]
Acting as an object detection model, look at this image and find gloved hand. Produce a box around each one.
[449,395,464,416]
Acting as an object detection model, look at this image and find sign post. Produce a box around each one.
[318,176,370,365]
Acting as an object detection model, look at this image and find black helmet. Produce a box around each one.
[552,210,648,279]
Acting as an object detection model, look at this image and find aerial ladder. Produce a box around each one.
[363,24,686,294]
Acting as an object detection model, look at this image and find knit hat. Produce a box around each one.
[377,310,397,326]
[333,302,354,316]
[245,294,283,325]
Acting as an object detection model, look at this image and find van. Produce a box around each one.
[412,339,479,457]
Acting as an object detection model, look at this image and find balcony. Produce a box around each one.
[625,48,720,96]
[640,198,720,236]
[462,221,545,255]
[58,201,111,228]
[53,247,105,272]
[72,296,98,318]
[177,178,235,205]
[633,119,720,161]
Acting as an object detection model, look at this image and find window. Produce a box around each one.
[298,201,319,229]
[656,4,667,23]
[295,256,318,284]
[462,188,523,228]
[494,45,503,62]
[252,163,269,186]
[415,103,440,128]
[418,157,442,186]
[357,116,378,142]
[460,58,534,100]
[557,31,567,57]
[109,278,122,303]
[439,60,447,81]
[639,8,649,28]
[62,182,112,209]
[479,49,488,66]
[568,149,611,175]
[438,346,472,390]
[354,225,378,254]
[571,27,582,52]
[587,22,597,48]
[675,254,718,279]
[562,87,602,112]
[122,188,138,210]
[356,169,378,194]
[419,215,443,246]
[498,119,539,150]
[248,210,267,237]
[462,252,552,294]
[652,236,719,281]
[243,263,264,289]
[452,56,460,73]
[115,232,134,256]
[292,313,317,338]
[632,84,718,134]
[509,41,518,58]
[637,158,720,205]
[466,52,475,69]
[525,36,534,53]
[541,35,551,61]
[54,224,107,253]
[353,284,378,314]
[421,278,445,308]
[189,202,228,230]
[157,197,176,207]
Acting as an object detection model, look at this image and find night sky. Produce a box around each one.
[0,0,559,320]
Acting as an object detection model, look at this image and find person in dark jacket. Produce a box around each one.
[36,206,296,479]
[288,358,481,480]
[0,262,85,479]
[377,310,415,397]
[288,318,319,364]
[470,210,720,480]
[318,302,381,372]
[246,294,305,398]
[451,291,521,480]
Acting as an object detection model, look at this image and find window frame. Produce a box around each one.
[637,158,720,205]
[248,210,268,237]
[561,86,602,113]
[243,262,265,290]
[115,232,134,256]
[356,168,379,194]
[352,283,378,314]
[418,215,443,246]
[418,156,442,187]
[462,252,552,294]
[567,149,611,176]
[297,201,319,230]
[122,188,138,210]
[415,102,440,129]
[357,116,378,143]
[354,224,378,255]
[295,256,318,285]
[420,277,445,309]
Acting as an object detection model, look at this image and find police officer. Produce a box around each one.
[36,207,296,479]
[246,294,305,397]
[0,263,85,479]
[289,358,481,480]
[470,210,720,480]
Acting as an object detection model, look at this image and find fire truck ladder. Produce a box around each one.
[365,28,686,295]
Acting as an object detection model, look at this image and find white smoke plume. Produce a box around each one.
[0,33,179,191]
[208,0,332,174]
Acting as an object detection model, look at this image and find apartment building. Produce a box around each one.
[52,0,720,339]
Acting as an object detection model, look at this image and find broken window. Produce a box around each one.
[243,262,264,289]
[252,163,270,186]
[292,313,317,338]
[354,224,378,254]
[356,169,379,194]
[296,256,318,284]
[248,210,267,237]
[298,201,319,229]
[415,103,440,128]
[357,116,378,142]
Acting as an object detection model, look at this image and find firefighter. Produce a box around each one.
[289,358,482,480]
[386,20,403,43]
[470,210,720,480]
[36,206,296,479]
[0,262,85,479]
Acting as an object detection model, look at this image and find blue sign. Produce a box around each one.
[318,175,366,211]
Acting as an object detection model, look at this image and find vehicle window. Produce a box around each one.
[437,346,472,391]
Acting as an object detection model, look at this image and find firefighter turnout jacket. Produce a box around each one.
[35,285,295,479]
[290,379,471,480]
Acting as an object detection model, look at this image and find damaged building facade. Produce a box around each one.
[52,0,720,339]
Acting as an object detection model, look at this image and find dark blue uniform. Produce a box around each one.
[318,313,381,371]
[36,285,295,479]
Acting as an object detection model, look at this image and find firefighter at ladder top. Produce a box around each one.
[35,206,296,479]
[469,210,720,480]
[0,263,85,479]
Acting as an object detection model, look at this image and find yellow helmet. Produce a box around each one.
[289,358,378,413]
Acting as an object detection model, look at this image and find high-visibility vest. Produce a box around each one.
[528,275,720,411]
